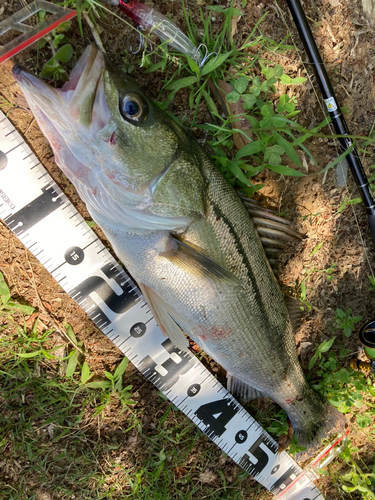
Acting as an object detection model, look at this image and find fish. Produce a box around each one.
[12,44,345,449]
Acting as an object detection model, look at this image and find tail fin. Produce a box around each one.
[294,404,347,462]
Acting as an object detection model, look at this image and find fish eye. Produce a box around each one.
[120,93,147,123]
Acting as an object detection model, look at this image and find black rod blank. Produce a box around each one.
[286,0,375,243]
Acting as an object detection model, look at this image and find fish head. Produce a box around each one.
[12,45,206,232]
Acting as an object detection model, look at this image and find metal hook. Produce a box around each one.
[130,25,153,55]
[197,43,218,68]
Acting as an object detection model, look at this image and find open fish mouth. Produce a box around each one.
[12,45,197,231]
[12,45,109,130]
[11,46,112,187]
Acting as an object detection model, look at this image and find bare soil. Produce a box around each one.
[1,0,375,499]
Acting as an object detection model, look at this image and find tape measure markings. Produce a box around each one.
[0,109,325,499]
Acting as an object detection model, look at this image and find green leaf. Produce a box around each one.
[343,326,352,337]
[271,145,284,155]
[291,77,307,84]
[309,353,319,371]
[227,161,253,186]
[259,117,272,129]
[85,380,112,389]
[53,34,66,48]
[274,64,284,78]
[207,5,225,12]
[17,349,44,358]
[200,51,232,76]
[66,349,78,378]
[81,361,92,384]
[202,89,219,117]
[241,94,257,109]
[65,323,78,345]
[165,76,198,91]
[250,86,261,97]
[261,104,274,118]
[267,164,305,176]
[310,242,324,256]
[36,38,48,50]
[54,44,73,63]
[337,197,362,213]
[320,141,355,174]
[268,153,282,166]
[114,376,123,391]
[234,77,249,94]
[235,140,264,160]
[336,308,346,319]
[40,64,59,79]
[273,131,302,167]
[318,337,336,353]
[144,61,165,73]
[113,357,130,381]
[240,164,264,176]
[245,115,259,128]
[5,301,34,315]
[225,90,240,103]
[280,74,292,84]
[104,371,114,381]
[54,20,72,34]
[187,56,199,75]
[189,89,194,110]
[261,76,277,90]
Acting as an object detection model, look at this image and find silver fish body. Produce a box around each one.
[12,45,344,448]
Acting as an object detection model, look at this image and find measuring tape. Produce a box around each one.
[0,108,326,500]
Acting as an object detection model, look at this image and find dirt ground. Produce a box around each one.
[1,0,375,499]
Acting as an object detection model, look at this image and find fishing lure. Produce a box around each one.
[99,0,205,66]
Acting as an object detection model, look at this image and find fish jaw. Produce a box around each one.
[11,46,112,199]
[12,45,206,231]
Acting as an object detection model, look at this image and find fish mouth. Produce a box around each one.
[12,44,109,131]
[11,45,113,190]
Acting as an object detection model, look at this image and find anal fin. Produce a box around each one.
[139,283,189,351]
[227,374,266,404]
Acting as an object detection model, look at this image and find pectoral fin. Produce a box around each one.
[139,282,189,351]
[162,236,243,286]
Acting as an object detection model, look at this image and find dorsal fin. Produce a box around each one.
[284,295,303,332]
[238,193,302,273]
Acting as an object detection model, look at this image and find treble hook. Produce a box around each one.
[130,25,153,54]
[197,43,218,68]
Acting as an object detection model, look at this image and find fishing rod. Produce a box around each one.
[285,0,375,244]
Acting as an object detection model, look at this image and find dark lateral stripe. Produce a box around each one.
[209,196,272,327]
